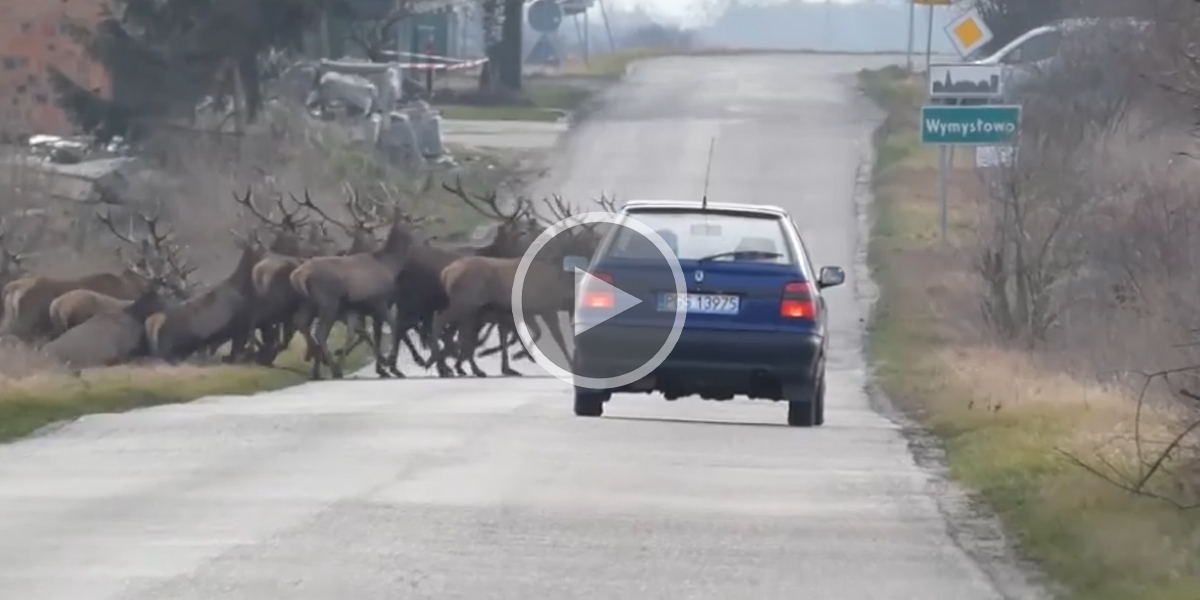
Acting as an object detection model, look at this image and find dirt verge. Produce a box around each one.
[860,65,1200,600]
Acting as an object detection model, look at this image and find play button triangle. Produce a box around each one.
[573,268,643,335]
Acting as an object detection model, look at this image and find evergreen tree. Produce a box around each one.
[48,0,327,143]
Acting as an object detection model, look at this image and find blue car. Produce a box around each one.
[571,200,845,427]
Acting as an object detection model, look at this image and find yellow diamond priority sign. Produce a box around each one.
[943,7,993,57]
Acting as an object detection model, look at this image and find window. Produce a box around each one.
[2,57,15,70]
[34,94,47,104]
[607,209,795,264]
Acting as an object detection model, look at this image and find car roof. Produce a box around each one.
[620,199,790,217]
[970,17,1149,64]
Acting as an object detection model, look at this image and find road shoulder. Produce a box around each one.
[858,65,1200,600]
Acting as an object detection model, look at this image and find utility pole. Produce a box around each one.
[906,0,916,72]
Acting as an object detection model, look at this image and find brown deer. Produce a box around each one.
[44,289,168,370]
[382,179,546,378]
[1,202,192,344]
[473,194,612,364]
[227,187,325,364]
[144,237,265,363]
[425,215,595,378]
[289,217,416,380]
[0,220,32,329]
[47,215,195,340]
[1,266,158,345]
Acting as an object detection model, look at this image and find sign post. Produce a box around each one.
[920,104,1020,243]
[912,0,952,72]
[919,5,1010,246]
[906,0,915,71]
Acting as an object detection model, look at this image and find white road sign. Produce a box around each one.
[928,63,1004,98]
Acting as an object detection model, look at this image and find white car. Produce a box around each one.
[967,17,1149,101]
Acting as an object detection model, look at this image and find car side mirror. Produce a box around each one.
[562,255,588,272]
[817,266,845,289]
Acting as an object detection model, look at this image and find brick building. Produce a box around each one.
[1,0,110,136]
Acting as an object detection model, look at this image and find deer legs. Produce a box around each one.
[304,303,343,380]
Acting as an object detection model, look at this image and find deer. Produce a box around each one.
[0,207,169,344]
[382,178,547,378]
[0,219,33,329]
[44,288,168,370]
[227,187,330,365]
[143,235,265,363]
[287,186,410,366]
[425,220,596,378]
[47,207,195,339]
[289,212,417,380]
[472,194,613,364]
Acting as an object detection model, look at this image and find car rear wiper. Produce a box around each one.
[696,250,783,262]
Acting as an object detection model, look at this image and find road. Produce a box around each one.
[0,54,1043,599]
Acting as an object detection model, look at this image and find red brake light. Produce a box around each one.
[580,272,615,309]
[781,281,817,319]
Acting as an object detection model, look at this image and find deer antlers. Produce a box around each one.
[291,186,386,236]
[232,187,310,233]
[96,202,195,296]
[442,177,533,224]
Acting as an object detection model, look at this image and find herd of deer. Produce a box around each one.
[0,180,614,381]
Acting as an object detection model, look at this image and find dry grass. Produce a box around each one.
[862,67,1200,600]
[0,97,525,443]
[0,327,370,443]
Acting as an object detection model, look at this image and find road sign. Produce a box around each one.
[929,63,1004,98]
[528,0,564,33]
[944,7,994,57]
[920,105,1021,145]
[560,0,594,16]
[976,145,1017,168]
[913,0,952,5]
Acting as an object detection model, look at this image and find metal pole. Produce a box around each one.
[598,0,616,53]
[939,144,949,244]
[584,9,590,64]
[925,3,934,72]
[906,0,915,72]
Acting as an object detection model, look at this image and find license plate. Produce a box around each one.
[657,293,740,315]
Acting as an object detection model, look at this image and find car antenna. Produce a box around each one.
[701,137,715,211]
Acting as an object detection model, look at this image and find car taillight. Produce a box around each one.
[580,272,614,309]
[780,281,818,319]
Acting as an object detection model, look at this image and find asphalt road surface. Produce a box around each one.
[0,54,1043,600]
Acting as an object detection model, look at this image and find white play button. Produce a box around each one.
[573,268,643,335]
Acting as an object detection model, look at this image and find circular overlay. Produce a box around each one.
[511,211,686,390]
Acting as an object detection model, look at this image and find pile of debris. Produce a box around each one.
[278,57,447,168]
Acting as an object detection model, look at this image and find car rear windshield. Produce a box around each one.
[606,209,795,264]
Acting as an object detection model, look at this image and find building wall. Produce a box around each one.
[0,0,110,136]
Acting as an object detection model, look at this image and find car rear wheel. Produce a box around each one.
[786,379,822,427]
[814,376,826,426]
[574,388,609,417]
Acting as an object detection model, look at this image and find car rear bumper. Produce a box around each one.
[573,325,821,393]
